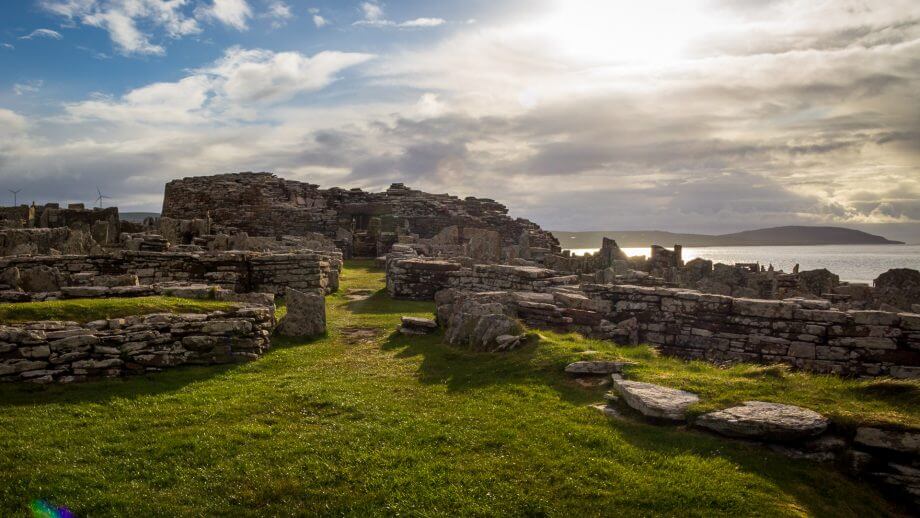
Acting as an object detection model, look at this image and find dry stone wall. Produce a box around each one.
[0,305,275,383]
[0,250,341,297]
[386,257,578,300]
[434,283,920,378]
[580,284,920,378]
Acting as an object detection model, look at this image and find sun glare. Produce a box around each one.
[533,0,722,65]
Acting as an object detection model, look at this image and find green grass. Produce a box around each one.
[534,332,920,430]
[0,260,914,516]
[0,296,236,324]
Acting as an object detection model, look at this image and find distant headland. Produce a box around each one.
[552,226,905,248]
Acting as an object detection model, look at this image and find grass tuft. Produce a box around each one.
[0,296,236,324]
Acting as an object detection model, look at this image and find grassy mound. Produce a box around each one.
[0,296,236,324]
[0,260,915,516]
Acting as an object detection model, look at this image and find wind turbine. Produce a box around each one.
[95,186,110,208]
[8,189,21,206]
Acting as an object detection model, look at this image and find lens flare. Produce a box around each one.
[29,499,75,518]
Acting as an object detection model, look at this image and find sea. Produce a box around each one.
[563,244,920,284]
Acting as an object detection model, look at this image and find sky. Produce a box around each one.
[0,0,919,242]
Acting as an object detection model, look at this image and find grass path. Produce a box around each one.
[0,260,913,516]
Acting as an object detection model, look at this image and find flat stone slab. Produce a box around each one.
[565,361,634,375]
[612,379,699,421]
[400,316,438,329]
[398,316,439,335]
[695,401,828,441]
[854,427,920,454]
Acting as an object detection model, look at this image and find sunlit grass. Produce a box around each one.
[0,296,236,324]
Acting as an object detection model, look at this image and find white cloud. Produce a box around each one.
[307,6,327,27]
[19,29,63,40]
[38,0,201,56]
[360,2,383,21]
[204,46,375,105]
[62,46,374,124]
[261,0,292,28]
[1,43,14,50]
[399,18,445,28]
[199,0,252,30]
[0,109,27,134]
[13,80,44,96]
[65,75,213,124]
[84,9,165,55]
[353,1,443,29]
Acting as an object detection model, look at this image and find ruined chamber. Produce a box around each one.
[161,172,559,258]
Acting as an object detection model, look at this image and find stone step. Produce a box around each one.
[694,401,828,441]
[611,378,700,421]
[564,360,635,375]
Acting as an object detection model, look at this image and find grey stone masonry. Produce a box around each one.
[434,283,920,378]
[0,305,275,383]
[580,284,920,378]
[0,249,341,297]
[386,258,577,300]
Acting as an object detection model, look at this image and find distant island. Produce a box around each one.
[552,226,905,248]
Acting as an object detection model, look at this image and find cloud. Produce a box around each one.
[84,9,165,55]
[399,18,446,28]
[309,8,328,28]
[360,2,383,22]
[13,80,44,96]
[260,0,292,28]
[354,1,445,29]
[62,46,375,124]
[38,0,201,56]
[1,43,14,50]
[203,46,375,105]
[65,75,213,124]
[199,0,253,30]
[19,28,63,40]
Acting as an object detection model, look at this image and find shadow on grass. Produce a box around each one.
[380,332,595,406]
[600,413,898,516]
[380,332,902,515]
[0,363,241,408]
[344,289,435,316]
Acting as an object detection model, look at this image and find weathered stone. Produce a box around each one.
[19,265,63,292]
[612,378,699,421]
[277,288,326,338]
[854,427,920,454]
[564,361,634,375]
[695,401,828,441]
[398,316,438,335]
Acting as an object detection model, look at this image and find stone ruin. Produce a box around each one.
[161,172,560,260]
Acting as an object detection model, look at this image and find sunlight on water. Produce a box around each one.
[564,245,920,284]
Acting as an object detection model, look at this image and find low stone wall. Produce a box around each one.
[0,250,341,296]
[582,284,920,378]
[386,258,578,300]
[0,305,275,383]
[435,284,920,378]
